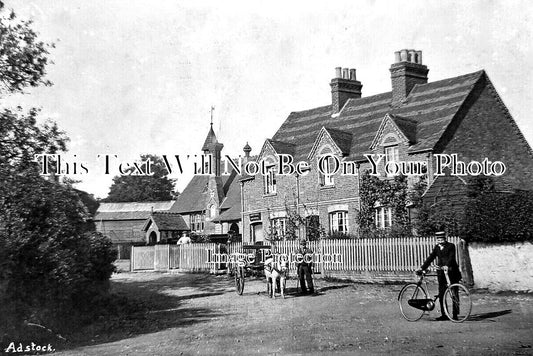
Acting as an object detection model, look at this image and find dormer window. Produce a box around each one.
[384,145,399,177]
[319,155,336,186]
[263,165,276,195]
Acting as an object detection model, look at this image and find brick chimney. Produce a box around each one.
[390,49,428,106]
[330,67,362,113]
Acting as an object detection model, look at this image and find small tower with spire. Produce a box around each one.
[243,142,252,165]
[201,106,224,176]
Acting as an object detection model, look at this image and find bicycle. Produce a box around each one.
[398,266,472,323]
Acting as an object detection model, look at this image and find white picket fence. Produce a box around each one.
[131,236,462,275]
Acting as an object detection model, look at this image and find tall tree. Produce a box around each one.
[0,6,116,332]
[104,154,177,202]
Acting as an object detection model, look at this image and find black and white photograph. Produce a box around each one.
[1,1,532,355]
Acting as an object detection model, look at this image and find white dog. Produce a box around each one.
[264,253,289,299]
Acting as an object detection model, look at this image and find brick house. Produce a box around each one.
[169,124,245,242]
[241,49,533,243]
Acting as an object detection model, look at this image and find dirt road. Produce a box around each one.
[52,272,532,355]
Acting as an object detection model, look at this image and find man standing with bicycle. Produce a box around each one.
[417,231,462,321]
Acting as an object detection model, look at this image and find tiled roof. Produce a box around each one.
[143,212,189,231]
[390,114,418,144]
[216,204,241,222]
[95,201,177,221]
[323,127,353,155]
[217,173,242,222]
[272,71,485,161]
[268,140,296,156]
[172,175,211,213]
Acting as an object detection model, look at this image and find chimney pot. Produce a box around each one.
[400,49,408,62]
[335,67,342,78]
[409,50,417,63]
[394,51,401,63]
[342,68,349,79]
[349,68,356,81]
[416,50,422,64]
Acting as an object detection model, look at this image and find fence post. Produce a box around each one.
[131,245,135,272]
[167,244,171,271]
[459,239,474,288]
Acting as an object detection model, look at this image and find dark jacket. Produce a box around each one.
[421,242,461,281]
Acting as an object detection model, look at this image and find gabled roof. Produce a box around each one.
[271,70,485,161]
[370,114,417,150]
[324,127,353,155]
[390,115,417,144]
[171,172,241,215]
[95,201,177,220]
[142,212,189,231]
[308,126,353,159]
[266,139,296,156]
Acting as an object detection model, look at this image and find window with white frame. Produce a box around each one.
[375,206,392,229]
[263,165,276,194]
[384,145,399,176]
[270,217,286,238]
[208,204,217,219]
[190,212,205,232]
[319,155,336,186]
[329,211,348,233]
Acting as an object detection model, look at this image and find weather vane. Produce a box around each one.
[210,105,215,126]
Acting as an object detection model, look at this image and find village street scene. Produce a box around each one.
[1,1,533,355]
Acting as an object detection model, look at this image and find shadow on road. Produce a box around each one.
[53,273,231,352]
[468,309,512,321]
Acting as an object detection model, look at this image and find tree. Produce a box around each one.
[0,6,116,333]
[0,8,53,94]
[104,154,177,202]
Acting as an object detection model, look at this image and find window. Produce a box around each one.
[208,204,217,218]
[190,212,205,232]
[270,218,286,238]
[375,206,392,229]
[329,211,348,233]
[384,146,399,177]
[263,165,276,194]
[319,155,336,186]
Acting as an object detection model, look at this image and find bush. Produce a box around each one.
[463,191,533,243]
[0,175,117,331]
[325,231,357,239]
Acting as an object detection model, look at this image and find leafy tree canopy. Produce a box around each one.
[104,154,177,202]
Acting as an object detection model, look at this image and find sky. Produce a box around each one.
[3,0,533,199]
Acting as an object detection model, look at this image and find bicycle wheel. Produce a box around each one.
[398,283,427,321]
[443,283,472,323]
[235,267,245,295]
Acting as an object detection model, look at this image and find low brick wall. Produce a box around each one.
[469,241,533,292]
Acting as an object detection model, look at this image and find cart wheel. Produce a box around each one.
[235,267,245,295]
